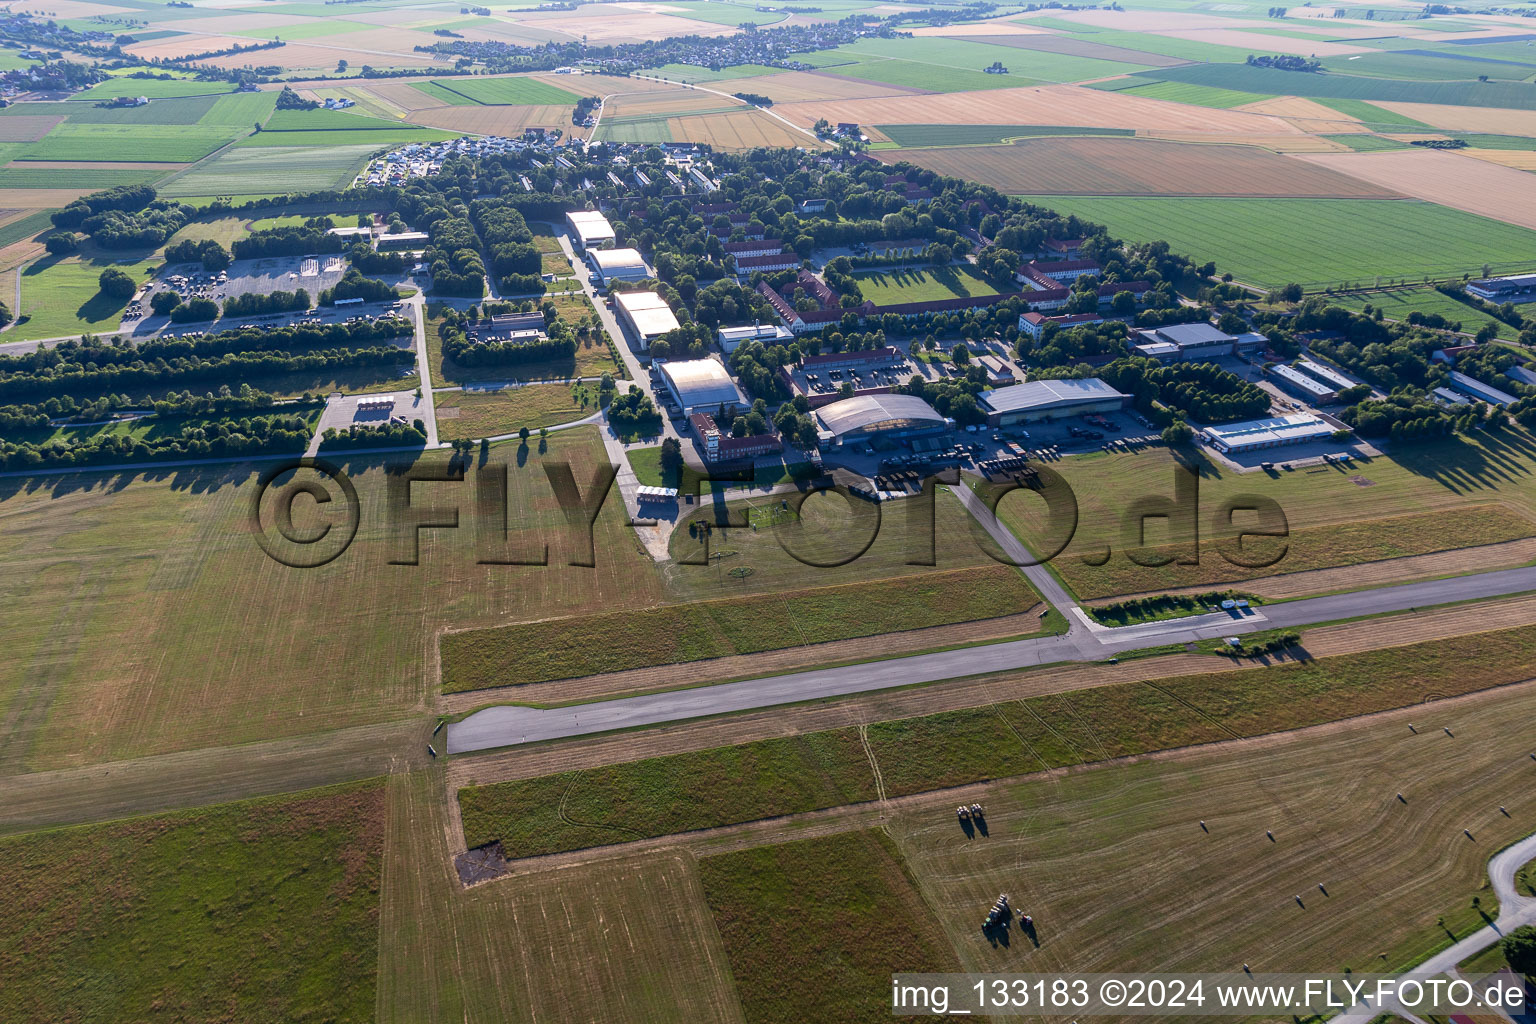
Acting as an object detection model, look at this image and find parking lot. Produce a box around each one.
[126,254,358,327]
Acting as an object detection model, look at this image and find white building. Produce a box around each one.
[658,358,746,417]
[717,322,793,353]
[1132,323,1263,362]
[586,247,649,286]
[613,291,680,349]
[1202,413,1335,454]
[979,378,1130,426]
[1446,370,1517,406]
[565,209,615,251]
[1466,272,1536,302]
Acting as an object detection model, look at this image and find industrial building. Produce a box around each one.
[1201,413,1335,454]
[613,291,680,349]
[1297,358,1358,393]
[717,322,793,353]
[564,209,615,251]
[815,394,948,445]
[1446,370,1517,406]
[658,359,746,418]
[1466,272,1536,302]
[586,247,649,286]
[1269,363,1338,404]
[1132,323,1263,362]
[978,377,1130,427]
[688,413,783,464]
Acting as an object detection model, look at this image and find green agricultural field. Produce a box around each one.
[229,19,375,40]
[421,75,580,105]
[263,107,420,132]
[852,265,1000,304]
[652,0,789,25]
[1311,96,1432,128]
[14,124,240,163]
[45,94,218,125]
[439,563,1037,690]
[199,90,280,126]
[453,623,1536,859]
[409,80,480,106]
[822,54,1039,92]
[835,35,1149,85]
[648,62,786,82]
[1323,133,1411,151]
[1098,78,1275,108]
[1023,195,1536,289]
[1123,63,1536,109]
[879,123,1134,147]
[1321,49,1536,81]
[14,255,153,342]
[1445,132,1536,150]
[0,166,164,189]
[0,210,54,248]
[0,781,384,1024]
[240,125,457,148]
[595,116,674,143]
[159,143,382,196]
[1041,24,1284,64]
[698,830,963,1024]
[433,382,601,441]
[1329,286,1524,341]
[73,78,236,101]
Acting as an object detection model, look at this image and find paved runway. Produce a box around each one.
[446,565,1536,754]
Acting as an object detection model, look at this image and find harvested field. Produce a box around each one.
[0,187,100,208]
[910,20,1050,36]
[697,69,910,103]
[126,34,253,60]
[1292,148,1536,230]
[405,103,572,134]
[892,136,1397,197]
[950,31,1190,67]
[698,830,962,1023]
[355,79,451,112]
[667,108,810,150]
[376,770,745,1024]
[1137,129,1353,152]
[1235,95,1365,123]
[607,89,739,117]
[1158,27,1372,56]
[0,114,64,142]
[1461,147,1536,171]
[202,42,440,71]
[1374,100,1536,136]
[514,7,737,42]
[774,82,1298,134]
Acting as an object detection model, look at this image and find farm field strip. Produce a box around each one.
[1291,148,1536,231]
[1020,194,1536,287]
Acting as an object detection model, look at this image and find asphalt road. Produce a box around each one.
[446,564,1536,753]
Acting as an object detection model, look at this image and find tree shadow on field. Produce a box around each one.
[1389,427,1535,496]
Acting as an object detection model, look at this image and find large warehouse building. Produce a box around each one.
[565,209,616,251]
[613,291,680,350]
[1467,272,1536,302]
[587,247,649,286]
[815,394,948,445]
[1132,323,1264,362]
[978,377,1129,426]
[658,358,746,418]
[1202,413,1335,453]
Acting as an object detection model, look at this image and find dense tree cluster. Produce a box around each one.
[223,289,310,318]
[165,238,232,272]
[319,269,397,306]
[232,219,348,261]
[606,385,660,437]
[50,183,156,231]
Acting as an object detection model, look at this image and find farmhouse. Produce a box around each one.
[978,377,1129,427]
[565,209,615,251]
[613,291,680,349]
[1202,413,1335,453]
[717,323,793,353]
[658,358,745,417]
[586,247,649,286]
[815,393,949,445]
[1466,272,1536,302]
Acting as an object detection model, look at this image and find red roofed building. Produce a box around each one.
[1017,259,1102,289]
[734,251,801,274]
[723,239,783,257]
[689,412,783,463]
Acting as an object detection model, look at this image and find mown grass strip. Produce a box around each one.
[459,624,1536,856]
[439,563,1038,691]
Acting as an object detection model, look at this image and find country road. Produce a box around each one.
[1332,829,1536,1023]
[446,563,1536,753]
